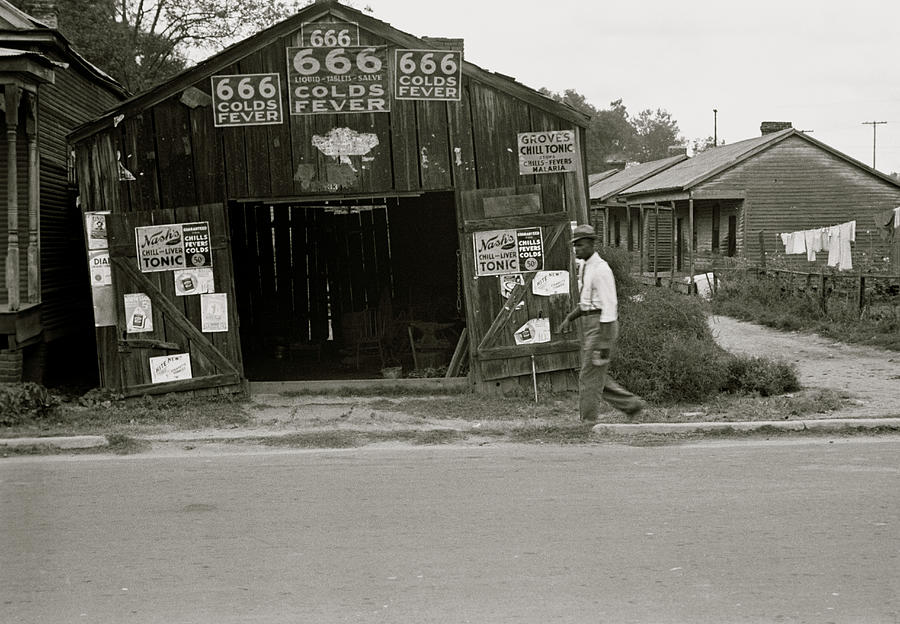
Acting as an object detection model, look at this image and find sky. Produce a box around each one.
[358,0,900,174]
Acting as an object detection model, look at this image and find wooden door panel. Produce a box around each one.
[106,203,243,397]
[459,186,580,387]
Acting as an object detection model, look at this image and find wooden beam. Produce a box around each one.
[478,339,580,361]
[463,211,569,233]
[688,196,695,292]
[5,84,21,311]
[25,92,39,304]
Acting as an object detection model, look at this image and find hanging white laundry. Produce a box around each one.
[826,225,841,267]
[780,232,791,248]
[788,231,807,255]
[893,206,900,228]
[837,220,855,270]
[803,230,820,261]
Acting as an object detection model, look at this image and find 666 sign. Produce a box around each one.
[211,73,283,127]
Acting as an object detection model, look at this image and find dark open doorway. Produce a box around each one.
[230,191,463,380]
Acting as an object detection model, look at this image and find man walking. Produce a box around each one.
[559,224,644,422]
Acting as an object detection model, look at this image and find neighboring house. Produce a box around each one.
[589,153,687,267]
[614,123,900,275]
[0,0,127,383]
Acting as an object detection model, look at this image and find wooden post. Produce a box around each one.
[820,272,827,313]
[688,196,695,294]
[5,84,22,312]
[638,204,644,275]
[759,230,767,269]
[604,205,610,246]
[25,92,40,304]
[670,201,676,286]
[653,203,659,282]
[858,275,866,316]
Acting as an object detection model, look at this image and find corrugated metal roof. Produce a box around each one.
[590,154,688,201]
[588,169,619,186]
[0,0,46,29]
[622,130,793,196]
[0,46,66,69]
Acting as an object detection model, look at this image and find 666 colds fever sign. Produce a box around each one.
[211,74,283,127]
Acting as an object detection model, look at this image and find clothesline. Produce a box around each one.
[778,220,856,271]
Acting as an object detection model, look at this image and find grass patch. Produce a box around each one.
[1,390,251,437]
[105,434,150,454]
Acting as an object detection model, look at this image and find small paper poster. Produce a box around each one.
[513,318,551,345]
[201,293,228,332]
[92,285,116,327]
[124,293,153,333]
[149,353,192,384]
[499,274,525,298]
[174,267,214,296]
[88,250,112,286]
[85,211,109,250]
[532,270,569,296]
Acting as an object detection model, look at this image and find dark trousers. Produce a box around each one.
[579,317,642,420]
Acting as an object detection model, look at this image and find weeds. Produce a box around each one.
[711,268,900,350]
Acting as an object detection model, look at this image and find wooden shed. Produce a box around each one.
[67,0,591,397]
[0,0,127,384]
[617,124,900,277]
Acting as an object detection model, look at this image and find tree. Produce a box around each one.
[13,0,304,92]
[691,136,721,154]
[629,108,682,162]
[539,90,637,172]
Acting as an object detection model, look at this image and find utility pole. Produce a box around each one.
[862,121,887,168]
[713,109,718,145]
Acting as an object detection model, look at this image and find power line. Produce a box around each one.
[861,121,887,168]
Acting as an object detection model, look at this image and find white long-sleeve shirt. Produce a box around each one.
[578,252,617,322]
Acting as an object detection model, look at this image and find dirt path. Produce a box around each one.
[709,315,900,418]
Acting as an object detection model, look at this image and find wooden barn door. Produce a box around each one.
[460,185,580,393]
[105,203,244,397]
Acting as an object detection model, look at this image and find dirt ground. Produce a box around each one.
[708,315,900,418]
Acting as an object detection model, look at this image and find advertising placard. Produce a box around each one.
[124,293,153,333]
[532,270,569,296]
[300,21,359,47]
[517,130,577,175]
[135,222,212,273]
[201,293,228,333]
[149,353,192,384]
[499,273,525,298]
[85,211,109,250]
[182,221,213,268]
[394,49,462,101]
[473,227,544,276]
[174,267,214,296]
[211,73,283,127]
[88,250,112,286]
[286,45,389,115]
[513,318,551,345]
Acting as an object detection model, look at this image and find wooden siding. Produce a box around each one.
[38,57,124,339]
[71,27,584,216]
[696,135,900,270]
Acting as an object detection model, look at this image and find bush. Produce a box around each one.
[612,287,729,404]
[722,355,800,396]
[0,383,59,426]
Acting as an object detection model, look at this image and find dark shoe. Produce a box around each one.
[624,401,646,419]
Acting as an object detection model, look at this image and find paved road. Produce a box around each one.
[2,438,898,623]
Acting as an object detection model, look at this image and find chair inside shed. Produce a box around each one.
[230,192,465,380]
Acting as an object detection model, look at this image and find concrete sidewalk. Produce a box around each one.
[3,417,900,452]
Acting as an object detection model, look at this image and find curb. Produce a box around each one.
[0,435,109,450]
[591,418,900,435]
[3,418,899,453]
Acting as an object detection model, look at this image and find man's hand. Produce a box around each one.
[559,318,571,333]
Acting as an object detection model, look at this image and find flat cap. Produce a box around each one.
[570,224,597,243]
